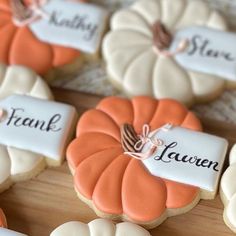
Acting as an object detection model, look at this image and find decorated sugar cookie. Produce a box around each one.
[0,0,108,78]
[0,64,77,193]
[0,209,27,235]
[67,96,228,228]
[102,0,235,106]
[220,145,236,233]
[50,219,151,236]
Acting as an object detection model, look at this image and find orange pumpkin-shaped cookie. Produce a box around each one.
[0,0,83,77]
[67,96,203,228]
[0,209,7,228]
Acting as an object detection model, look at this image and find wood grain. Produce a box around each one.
[0,88,236,236]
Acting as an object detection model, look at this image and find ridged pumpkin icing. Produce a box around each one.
[50,219,151,236]
[220,145,236,233]
[67,96,202,228]
[102,0,231,106]
[0,0,82,75]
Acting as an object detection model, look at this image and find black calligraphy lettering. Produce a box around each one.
[6,108,62,133]
[188,35,235,61]
[153,141,219,172]
[49,11,98,41]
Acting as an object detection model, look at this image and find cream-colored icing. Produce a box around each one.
[50,219,151,236]
[153,57,193,103]
[88,219,115,235]
[0,64,76,193]
[0,145,11,184]
[115,222,151,236]
[220,144,236,232]
[230,144,236,165]
[0,64,53,100]
[8,147,44,177]
[102,0,229,106]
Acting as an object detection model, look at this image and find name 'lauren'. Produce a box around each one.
[154,142,219,172]
[187,35,235,61]
[6,108,62,132]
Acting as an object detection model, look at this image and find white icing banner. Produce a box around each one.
[0,95,76,161]
[170,26,236,81]
[30,0,108,53]
[142,126,228,191]
[0,228,27,236]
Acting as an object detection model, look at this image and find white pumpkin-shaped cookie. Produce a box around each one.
[0,64,76,193]
[220,145,236,233]
[103,0,230,106]
[50,219,151,236]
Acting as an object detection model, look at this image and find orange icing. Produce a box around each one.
[0,0,81,75]
[67,96,202,222]
[0,209,7,228]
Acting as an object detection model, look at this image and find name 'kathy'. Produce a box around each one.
[49,11,98,41]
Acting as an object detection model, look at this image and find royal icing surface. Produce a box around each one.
[50,219,151,236]
[0,0,81,75]
[142,125,227,192]
[102,0,230,106]
[170,26,236,81]
[30,0,108,54]
[67,96,204,227]
[0,228,27,236]
[0,64,76,193]
[220,144,236,232]
[0,94,76,161]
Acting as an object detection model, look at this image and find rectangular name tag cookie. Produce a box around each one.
[140,125,228,192]
[0,95,77,161]
[170,26,236,81]
[29,0,108,54]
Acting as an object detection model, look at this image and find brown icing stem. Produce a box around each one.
[10,0,33,22]
[152,20,172,51]
[121,124,140,153]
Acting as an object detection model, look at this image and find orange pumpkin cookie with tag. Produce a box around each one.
[67,96,205,228]
[0,0,86,80]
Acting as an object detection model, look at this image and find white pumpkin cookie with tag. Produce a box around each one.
[0,64,77,193]
[102,0,236,106]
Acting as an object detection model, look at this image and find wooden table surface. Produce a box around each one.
[1,88,236,236]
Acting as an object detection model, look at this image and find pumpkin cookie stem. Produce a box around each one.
[11,0,33,22]
[11,0,48,27]
[121,124,140,153]
[152,20,173,51]
[152,20,189,57]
